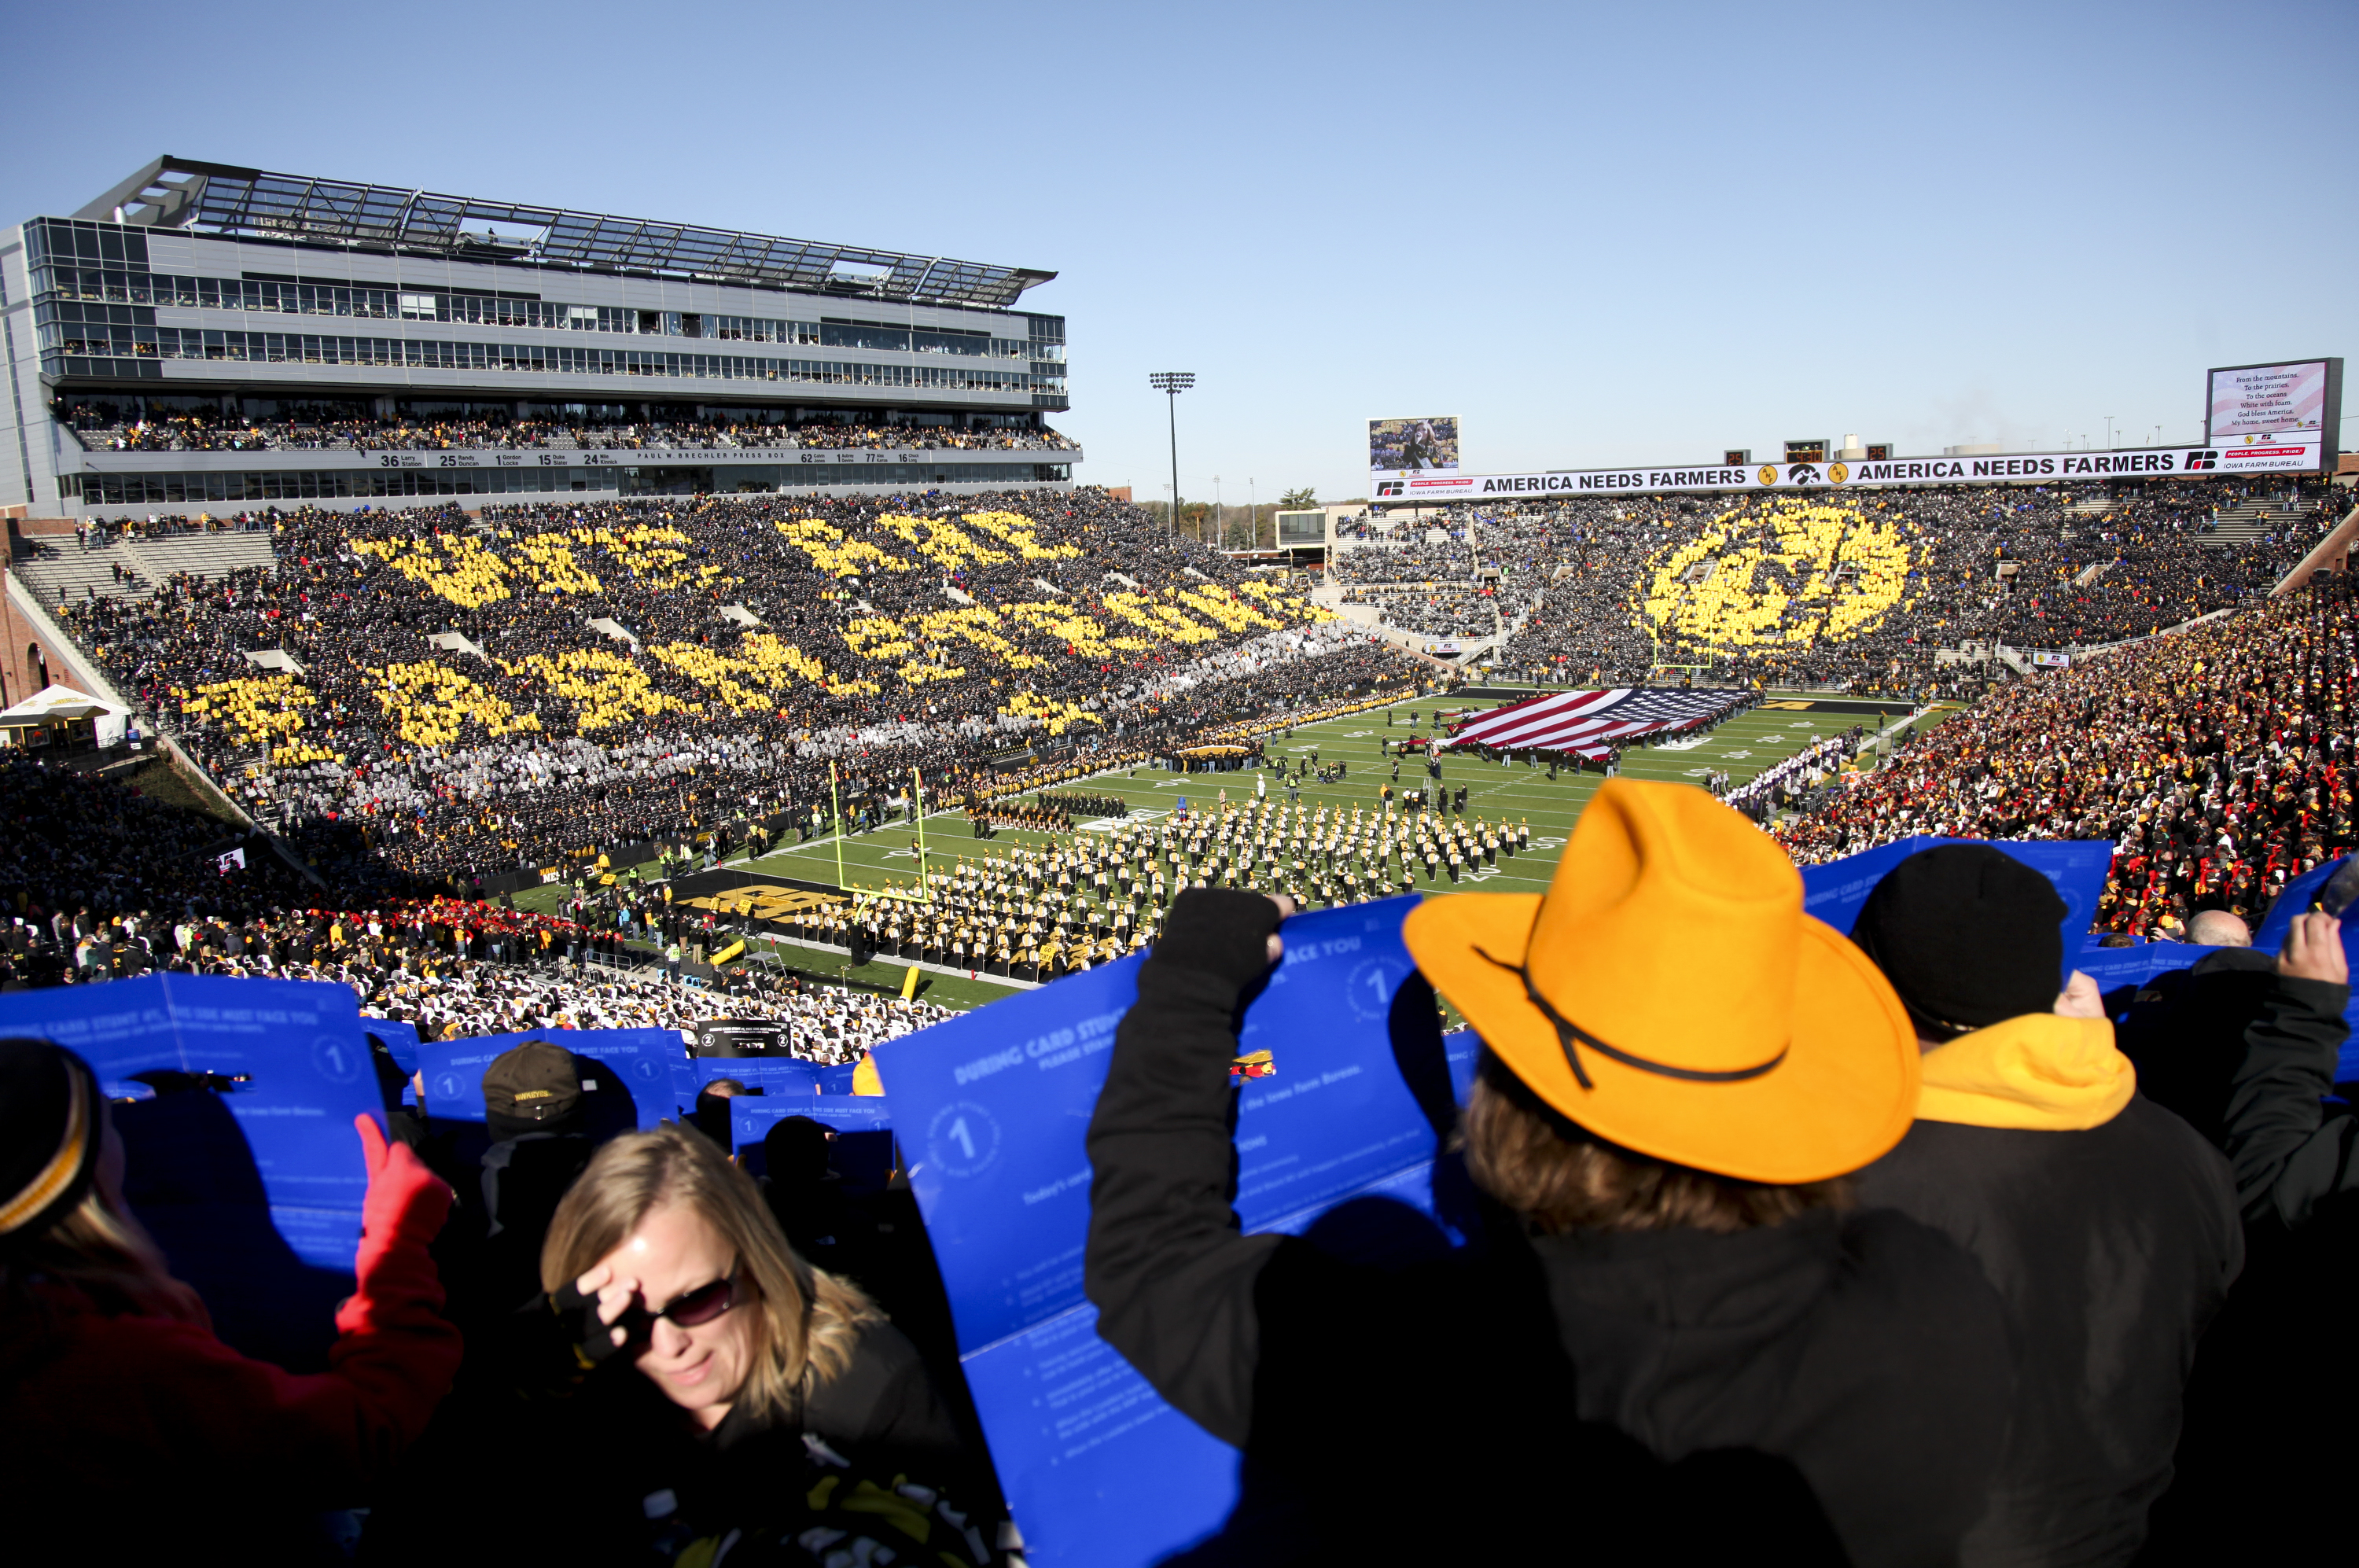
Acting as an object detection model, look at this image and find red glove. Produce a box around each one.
[348,1114,452,1299]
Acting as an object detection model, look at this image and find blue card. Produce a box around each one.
[0,974,378,1271]
[363,1015,421,1077]
[871,896,1452,1568]
[676,1056,823,1108]
[2253,854,2349,950]
[414,1027,679,1128]
[732,1097,892,1148]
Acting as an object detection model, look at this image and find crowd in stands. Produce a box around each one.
[1351,480,2344,694]
[0,754,953,1062]
[56,489,1431,880]
[1330,537,1474,583]
[60,401,1080,455]
[1338,583,1500,639]
[1779,576,2359,940]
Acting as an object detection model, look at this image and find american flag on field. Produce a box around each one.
[1443,688,1750,760]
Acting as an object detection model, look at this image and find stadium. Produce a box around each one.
[5,155,1076,514]
[4,146,2357,1568]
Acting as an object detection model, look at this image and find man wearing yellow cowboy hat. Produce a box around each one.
[1087,778,2012,1563]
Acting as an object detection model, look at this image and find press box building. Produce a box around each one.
[0,156,1075,517]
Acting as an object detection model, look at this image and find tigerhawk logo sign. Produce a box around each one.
[1640,500,1916,653]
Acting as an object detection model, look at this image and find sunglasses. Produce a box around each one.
[627,1263,742,1336]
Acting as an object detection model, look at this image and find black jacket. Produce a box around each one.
[1852,1100,2240,1566]
[1085,892,2014,1566]
[362,1309,967,1566]
[2133,971,2357,1562]
[2112,948,2281,1147]
[2219,971,2356,1229]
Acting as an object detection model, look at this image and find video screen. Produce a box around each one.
[2208,360,2329,440]
[1370,416,1459,473]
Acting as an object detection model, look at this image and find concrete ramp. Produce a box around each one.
[587,617,640,648]
[244,649,307,675]
[427,630,488,661]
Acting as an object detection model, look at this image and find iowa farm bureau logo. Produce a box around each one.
[2184,450,2220,471]
[1376,480,1406,496]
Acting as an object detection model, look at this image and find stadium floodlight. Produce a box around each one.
[1150,372,1194,534]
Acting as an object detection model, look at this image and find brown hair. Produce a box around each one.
[539,1123,878,1423]
[1460,1058,1849,1235]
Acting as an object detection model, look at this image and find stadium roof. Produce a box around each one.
[71,156,1058,310]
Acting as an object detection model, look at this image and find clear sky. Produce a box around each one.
[6,0,2351,503]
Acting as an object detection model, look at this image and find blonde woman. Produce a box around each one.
[543,1124,962,1469]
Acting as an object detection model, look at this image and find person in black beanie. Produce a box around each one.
[1847,845,2243,1567]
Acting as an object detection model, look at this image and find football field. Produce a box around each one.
[664,690,1939,1013]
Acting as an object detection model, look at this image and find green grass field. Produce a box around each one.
[510,691,1937,1018]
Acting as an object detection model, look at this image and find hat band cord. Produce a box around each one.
[0,1063,91,1235]
[1470,948,1789,1091]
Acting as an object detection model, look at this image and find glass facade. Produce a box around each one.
[24,219,1069,398]
[36,324,1042,391]
[20,216,1076,508]
[60,461,1073,506]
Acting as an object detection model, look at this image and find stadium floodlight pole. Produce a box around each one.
[1149,372,1194,535]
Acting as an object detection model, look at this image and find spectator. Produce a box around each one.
[2139,910,2355,1562]
[1781,576,2359,937]
[1845,845,2242,1564]
[377,1122,976,1559]
[0,1040,458,1556]
[1087,783,2014,1562]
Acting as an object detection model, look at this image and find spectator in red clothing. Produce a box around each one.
[0,1038,458,1555]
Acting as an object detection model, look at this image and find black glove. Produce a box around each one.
[550,1278,638,1365]
[1150,889,1284,988]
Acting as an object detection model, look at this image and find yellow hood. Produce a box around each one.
[1916,1013,2135,1132]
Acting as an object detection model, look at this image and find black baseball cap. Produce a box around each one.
[483,1040,583,1124]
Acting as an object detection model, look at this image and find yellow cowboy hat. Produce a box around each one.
[1402,778,1916,1183]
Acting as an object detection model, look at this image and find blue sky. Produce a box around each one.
[6,0,2350,502]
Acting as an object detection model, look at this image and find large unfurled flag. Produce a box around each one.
[1444,688,1749,760]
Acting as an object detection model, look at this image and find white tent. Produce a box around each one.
[0,683,131,747]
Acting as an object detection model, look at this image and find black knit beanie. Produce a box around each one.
[1850,845,2067,1040]
[0,1039,103,1246]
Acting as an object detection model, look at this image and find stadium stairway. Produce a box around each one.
[9,531,276,609]
[2206,494,2301,550]
[10,541,149,607]
[125,531,278,583]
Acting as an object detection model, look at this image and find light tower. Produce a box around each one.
[1150,371,1194,535]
